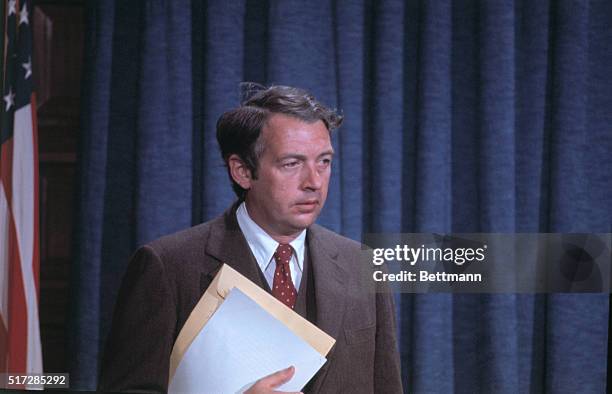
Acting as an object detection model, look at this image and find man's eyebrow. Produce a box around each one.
[277,153,307,162]
[277,150,334,161]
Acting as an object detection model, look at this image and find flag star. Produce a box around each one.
[8,0,17,16]
[19,3,29,25]
[4,87,15,111]
[22,57,32,79]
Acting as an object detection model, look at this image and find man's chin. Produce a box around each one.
[289,213,319,230]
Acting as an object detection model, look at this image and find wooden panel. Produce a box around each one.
[33,4,84,157]
[39,163,74,373]
[33,5,84,108]
[40,164,74,261]
[34,1,84,374]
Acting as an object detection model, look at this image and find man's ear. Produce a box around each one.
[228,154,253,190]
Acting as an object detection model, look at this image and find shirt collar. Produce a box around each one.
[235,202,306,273]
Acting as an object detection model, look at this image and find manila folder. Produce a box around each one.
[168,263,336,384]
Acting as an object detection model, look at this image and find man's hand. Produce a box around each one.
[245,366,303,394]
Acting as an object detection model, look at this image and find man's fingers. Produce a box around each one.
[263,366,295,387]
[245,366,301,393]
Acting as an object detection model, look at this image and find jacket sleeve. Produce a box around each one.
[99,245,178,393]
[374,291,404,393]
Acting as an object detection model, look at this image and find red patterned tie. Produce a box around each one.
[272,244,297,309]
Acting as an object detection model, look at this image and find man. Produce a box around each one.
[100,85,402,393]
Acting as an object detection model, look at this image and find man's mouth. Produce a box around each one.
[296,199,319,206]
[295,200,319,212]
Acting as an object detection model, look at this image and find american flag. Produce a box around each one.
[0,0,43,382]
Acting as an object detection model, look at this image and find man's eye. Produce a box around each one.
[319,158,332,166]
[283,161,299,168]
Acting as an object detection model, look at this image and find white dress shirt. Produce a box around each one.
[235,202,305,291]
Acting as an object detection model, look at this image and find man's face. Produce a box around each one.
[244,113,333,239]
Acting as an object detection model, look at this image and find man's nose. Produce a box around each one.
[302,163,323,190]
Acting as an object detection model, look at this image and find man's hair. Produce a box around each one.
[216,84,343,199]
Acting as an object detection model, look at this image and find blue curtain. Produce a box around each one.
[72,0,612,391]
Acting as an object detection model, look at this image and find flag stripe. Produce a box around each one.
[7,206,27,373]
[0,138,14,336]
[0,182,10,326]
[12,104,41,373]
[0,181,10,372]
[0,317,7,371]
[31,95,39,297]
[0,140,14,204]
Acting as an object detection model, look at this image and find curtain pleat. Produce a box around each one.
[72,1,612,391]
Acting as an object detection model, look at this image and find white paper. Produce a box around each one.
[169,288,326,393]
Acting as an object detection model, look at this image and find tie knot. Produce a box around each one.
[274,243,293,265]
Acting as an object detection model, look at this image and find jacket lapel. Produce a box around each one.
[307,224,348,340]
[307,225,349,392]
[203,203,266,289]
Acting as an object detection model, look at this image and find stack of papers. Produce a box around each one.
[168,264,336,393]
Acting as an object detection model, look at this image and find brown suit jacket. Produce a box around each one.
[99,204,402,393]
